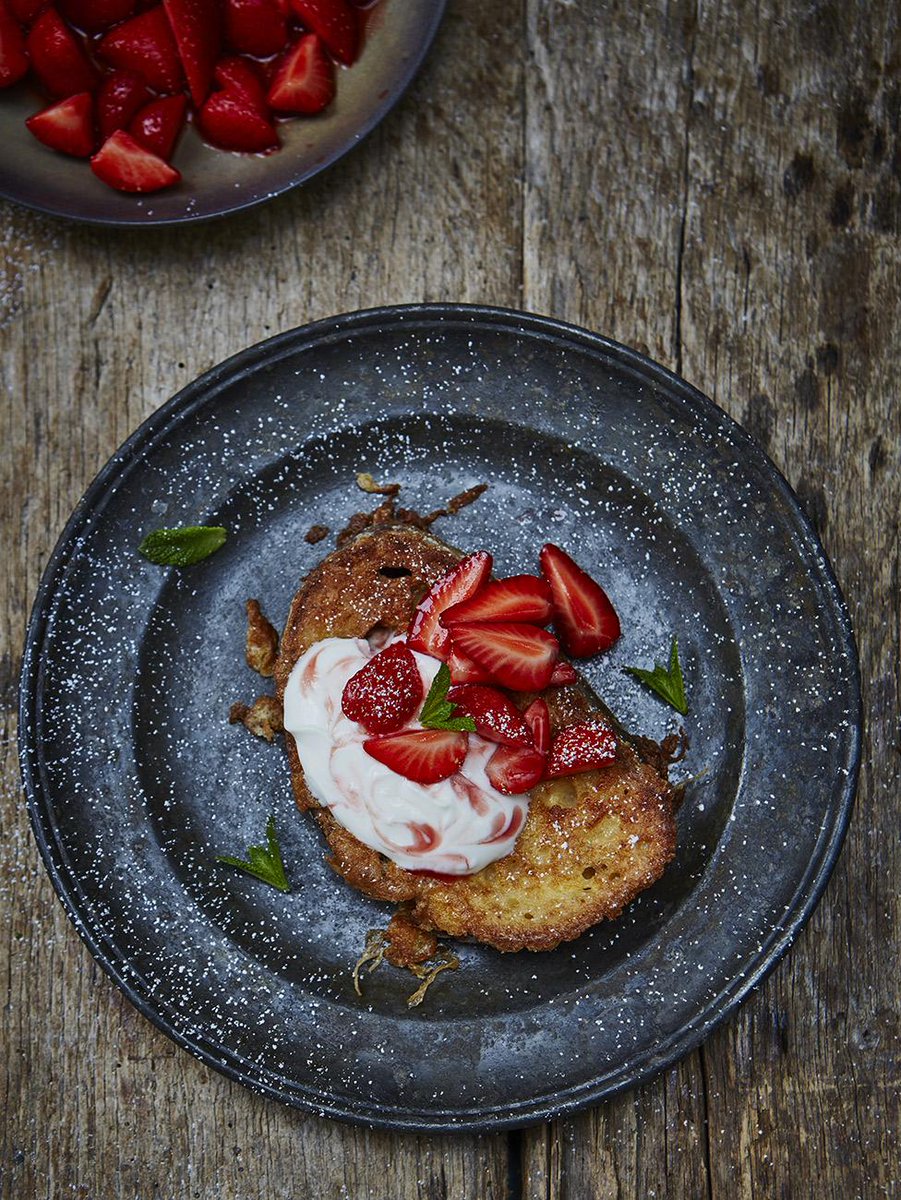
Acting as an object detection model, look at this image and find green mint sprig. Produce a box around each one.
[138,525,227,566]
[419,663,476,732]
[217,816,290,892]
[625,637,688,715]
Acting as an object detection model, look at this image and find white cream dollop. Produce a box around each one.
[282,636,529,875]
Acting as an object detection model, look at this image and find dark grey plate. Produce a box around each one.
[0,1,444,226]
[19,305,860,1130]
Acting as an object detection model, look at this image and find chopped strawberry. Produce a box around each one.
[407,550,492,661]
[266,30,334,114]
[98,7,183,94]
[90,128,180,191]
[213,53,267,109]
[26,90,95,155]
[441,575,552,628]
[544,720,617,778]
[27,8,98,96]
[539,543,621,658]
[446,684,532,748]
[449,622,559,692]
[447,646,494,685]
[225,0,286,57]
[341,643,423,734]
[128,91,185,158]
[8,0,46,26]
[199,88,278,151]
[162,0,221,105]
[97,69,150,140]
[522,697,550,756]
[57,0,136,31]
[548,660,578,687]
[287,0,357,65]
[364,728,467,785]
[0,0,29,88]
[486,744,546,795]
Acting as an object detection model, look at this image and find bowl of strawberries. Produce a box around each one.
[0,0,445,224]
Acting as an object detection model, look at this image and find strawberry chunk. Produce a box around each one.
[26,91,95,156]
[287,0,357,65]
[128,92,185,158]
[27,8,98,96]
[539,543,621,658]
[57,0,136,31]
[449,622,559,692]
[213,53,267,109]
[364,729,468,785]
[522,697,550,756]
[545,720,617,778]
[0,0,29,88]
[199,88,278,151]
[446,684,532,748]
[485,744,546,796]
[548,660,578,687]
[407,551,492,661]
[441,575,552,628]
[98,7,183,95]
[446,646,494,685]
[266,30,334,114]
[162,0,221,105]
[341,643,423,734]
[90,128,180,191]
[97,69,150,140]
[225,0,286,57]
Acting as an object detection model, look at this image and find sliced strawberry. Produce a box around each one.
[341,643,423,734]
[486,744,546,795]
[548,660,578,687]
[407,550,492,661]
[8,0,46,25]
[449,622,559,692]
[539,543,621,658]
[364,729,467,785]
[198,88,278,151]
[128,91,185,157]
[446,684,532,748]
[90,128,180,191]
[0,0,29,88]
[545,720,617,778]
[441,575,552,628]
[522,697,550,756]
[98,7,183,94]
[26,91,95,155]
[225,0,286,57]
[96,69,150,140]
[447,646,494,685]
[287,0,356,65]
[57,0,136,31]
[266,30,334,114]
[27,8,98,96]
[162,0,220,105]
[213,53,267,109]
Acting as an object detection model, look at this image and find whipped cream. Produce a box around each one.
[282,636,529,875]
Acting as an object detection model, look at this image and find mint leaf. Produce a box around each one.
[419,663,476,732]
[139,525,227,566]
[625,637,688,715]
[217,815,290,892]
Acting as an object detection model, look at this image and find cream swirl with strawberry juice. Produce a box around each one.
[282,637,528,875]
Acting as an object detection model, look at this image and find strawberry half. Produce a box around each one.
[98,7,184,94]
[225,0,286,58]
[97,70,151,141]
[449,622,559,692]
[26,91,95,156]
[548,660,578,687]
[341,643,423,734]
[446,684,532,748]
[90,128,180,191]
[0,0,29,89]
[539,543,621,658]
[287,0,357,65]
[162,0,221,105]
[486,744,546,795]
[27,8,98,96]
[407,550,492,661]
[544,720,617,778]
[266,31,334,114]
[364,728,467,785]
[522,697,550,756]
[441,575,552,627]
[129,92,186,158]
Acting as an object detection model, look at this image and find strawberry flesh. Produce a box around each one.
[548,660,578,687]
[225,0,286,58]
[288,0,357,65]
[447,684,532,748]
[27,8,99,96]
[407,550,492,661]
[129,92,186,158]
[539,543,621,658]
[267,31,335,114]
[449,621,559,692]
[446,646,494,685]
[364,728,468,785]
[90,127,180,191]
[522,697,550,756]
[26,90,95,155]
[441,574,552,627]
[545,720,617,778]
[341,642,423,735]
[162,0,221,105]
[486,744,546,795]
[0,0,30,89]
[98,7,184,94]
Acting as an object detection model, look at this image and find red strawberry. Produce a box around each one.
[90,128,180,191]
[545,720,617,778]
[522,697,550,755]
[341,643,423,734]
[407,550,492,661]
[98,7,183,93]
[449,622,559,692]
[26,91,95,155]
[8,0,46,26]
[57,0,136,31]
[213,53,267,109]
[364,729,467,785]
[441,575,552,627]
[27,8,98,96]
[129,92,185,158]
[0,0,29,88]
[486,744,545,795]
[446,684,532,748]
[287,0,357,65]
[225,0,286,57]
[266,31,334,114]
[97,69,150,140]
[548,660,578,687]
[447,646,493,685]
[199,88,278,151]
[162,0,221,105]
[539,543,621,658]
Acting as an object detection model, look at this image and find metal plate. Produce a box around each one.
[0,1,444,227]
[19,305,860,1130]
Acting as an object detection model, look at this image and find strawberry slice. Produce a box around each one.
[446,684,532,748]
[97,69,150,140]
[522,697,550,755]
[364,729,467,785]
[441,575,552,628]
[266,31,334,114]
[98,7,183,94]
[199,88,278,151]
[449,622,559,692]
[129,92,185,158]
[545,720,617,778]
[287,0,357,65]
[539,543,621,658]
[27,8,98,96]
[0,0,29,88]
[26,91,95,155]
[341,643,423,734]
[486,744,546,795]
[90,128,180,191]
[57,0,136,31]
[548,660,578,687]
[407,551,492,661]
[447,646,494,685]
[225,0,286,57]
[162,0,221,105]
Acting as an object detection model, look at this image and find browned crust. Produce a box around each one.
[245,599,280,677]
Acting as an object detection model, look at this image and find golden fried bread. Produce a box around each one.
[274,525,678,954]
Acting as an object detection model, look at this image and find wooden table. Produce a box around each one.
[2,1,898,1195]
